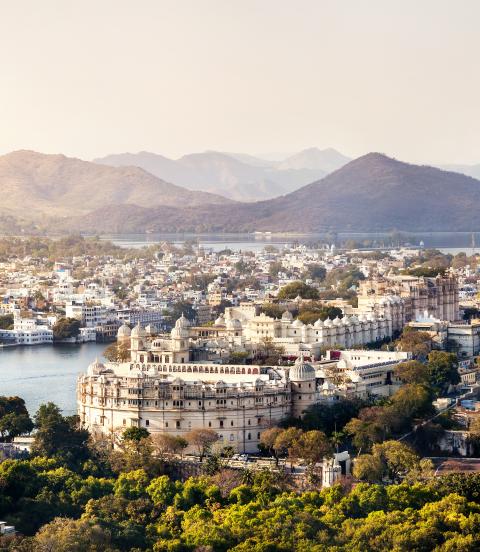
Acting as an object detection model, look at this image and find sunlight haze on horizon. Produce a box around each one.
[1,0,479,164]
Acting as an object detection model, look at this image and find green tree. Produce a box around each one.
[278,281,319,300]
[32,403,89,465]
[0,396,33,441]
[427,351,460,394]
[52,317,81,340]
[33,517,118,552]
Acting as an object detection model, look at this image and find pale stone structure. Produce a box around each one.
[77,320,409,453]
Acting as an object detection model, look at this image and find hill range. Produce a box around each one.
[2,150,480,234]
[93,147,350,202]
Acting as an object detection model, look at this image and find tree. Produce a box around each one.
[352,453,384,482]
[32,403,90,464]
[0,396,33,441]
[0,313,13,330]
[33,517,117,552]
[354,441,422,483]
[260,303,284,319]
[259,427,284,464]
[186,429,219,461]
[152,433,188,459]
[122,427,150,442]
[394,360,430,385]
[427,351,460,394]
[396,328,432,359]
[258,336,285,365]
[103,341,130,362]
[278,281,319,300]
[146,474,178,507]
[304,264,327,282]
[52,317,81,340]
[273,427,303,467]
[113,468,149,499]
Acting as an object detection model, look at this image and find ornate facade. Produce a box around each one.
[77,318,409,453]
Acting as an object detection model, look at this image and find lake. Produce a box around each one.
[0,343,106,417]
[103,232,480,254]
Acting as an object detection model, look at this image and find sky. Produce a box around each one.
[1,0,479,164]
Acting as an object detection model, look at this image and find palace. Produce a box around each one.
[77,317,408,453]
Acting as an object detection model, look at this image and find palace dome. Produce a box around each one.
[117,323,131,338]
[131,323,146,337]
[289,356,316,381]
[88,358,106,375]
[175,314,190,329]
[282,310,293,321]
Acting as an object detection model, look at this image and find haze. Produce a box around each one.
[1,0,479,164]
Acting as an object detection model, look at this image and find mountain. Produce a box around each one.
[62,153,480,233]
[0,150,231,219]
[94,149,332,202]
[438,163,480,181]
[277,147,351,172]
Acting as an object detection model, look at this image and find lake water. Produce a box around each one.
[103,232,480,254]
[0,343,106,417]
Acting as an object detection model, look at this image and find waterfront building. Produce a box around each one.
[77,319,408,453]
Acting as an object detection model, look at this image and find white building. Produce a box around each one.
[77,320,409,453]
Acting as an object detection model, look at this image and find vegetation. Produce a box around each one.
[52,317,81,340]
[0,395,480,549]
[278,281,319,300]
[0,314,14,330]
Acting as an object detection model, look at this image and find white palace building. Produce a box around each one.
[77,316,409,453]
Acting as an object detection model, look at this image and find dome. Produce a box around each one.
[314,319,324,328]
[342,317,351,326]
[282,310,293,321]
[291,319,304,328]
[332,317,342,326]
[289,356,316,381]
[117,323,131,338]
[88,358,106,375]
[131,323,146,337]
[323,318,333,327]
[175,314,190,329]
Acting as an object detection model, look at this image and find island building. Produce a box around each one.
[77,317,408,453]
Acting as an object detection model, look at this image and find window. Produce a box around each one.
[247,433,251,440]
[231,420,234,426]
[176,421,181,429]
[208,421,212,427]
[145,420,149,426]
[165,422,168,428]
[220,420,224,428]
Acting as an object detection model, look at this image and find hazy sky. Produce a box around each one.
[1,0,479,164]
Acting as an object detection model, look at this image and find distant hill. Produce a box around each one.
[277,147,351,172]
[61,153,480,233]
[0,150,231,219]
[94,149,343,201]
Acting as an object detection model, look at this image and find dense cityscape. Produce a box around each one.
[3,1,480,550]
[1,235,480,549]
